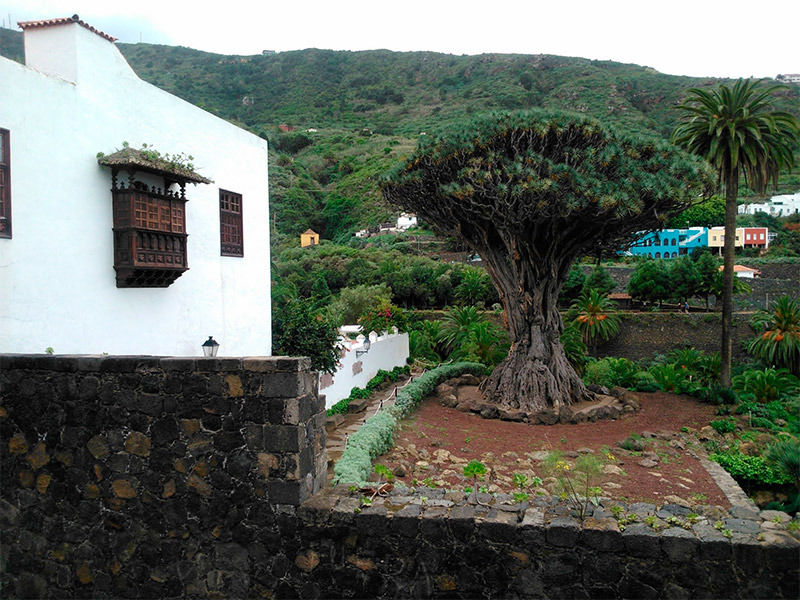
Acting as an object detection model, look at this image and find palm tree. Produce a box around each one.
[569,288,621,356]
[672,79,800,386]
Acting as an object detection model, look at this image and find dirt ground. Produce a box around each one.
[375,391,729,506]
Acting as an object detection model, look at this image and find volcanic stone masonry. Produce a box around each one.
[1,354,798,598]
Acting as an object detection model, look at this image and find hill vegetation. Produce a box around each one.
[2,26,798,242]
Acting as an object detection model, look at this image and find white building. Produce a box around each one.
[0,16,271,356]
[319,327,409,409]
[396,213,418,230]
[739,192,800,217]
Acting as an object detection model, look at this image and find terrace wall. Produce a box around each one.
[1,354,797,598]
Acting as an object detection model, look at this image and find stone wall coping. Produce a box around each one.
[0,353,311,373]
[299,486,800,552]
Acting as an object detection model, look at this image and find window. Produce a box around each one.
[219,189,243,257]
[0,128,10,238]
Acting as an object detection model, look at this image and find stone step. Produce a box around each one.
[348,397,370,413]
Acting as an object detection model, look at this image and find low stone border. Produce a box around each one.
[436,380,639,424]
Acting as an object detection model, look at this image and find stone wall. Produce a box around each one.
[1,354,798,599]
[597,312,754,361]
[283,487,798,599]
[0,354,325,598]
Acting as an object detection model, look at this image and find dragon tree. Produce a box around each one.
[383,111,713,415]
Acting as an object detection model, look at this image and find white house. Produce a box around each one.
[319,326,410,409]
[396,213,418,230]
[0,16,271,356]
[739,192,800,217]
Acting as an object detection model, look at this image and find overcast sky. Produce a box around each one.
[2,0,798,79]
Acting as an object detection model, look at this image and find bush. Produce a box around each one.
[747,295,800,374]
[732,368,800,403]
[272,298,341,374]
[710,419,736,434]
[583,357,641,389]
[765,438,800,489]
[711,451,793,485]
[633,371,660,393]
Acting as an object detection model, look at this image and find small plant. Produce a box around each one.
[373,463,395,484]
[666,516,682,527]
[45,347,54,355]
[710,419,736,435]
[680,426,690,433]
[463,460,487,504]
[512,492,529,503]
[787,520,800,533]
[610,505,624,518]
[542,451,605,521]
[644,515,662,531]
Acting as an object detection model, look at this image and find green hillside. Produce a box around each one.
[2,26,798,242]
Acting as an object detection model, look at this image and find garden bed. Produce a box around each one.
[374,391,730,506]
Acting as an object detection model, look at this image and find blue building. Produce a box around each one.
[625,227,708,259]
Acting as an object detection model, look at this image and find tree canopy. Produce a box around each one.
[384,110,713,413]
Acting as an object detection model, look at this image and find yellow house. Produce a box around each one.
[300,229,320,247]
[708,226,744,253]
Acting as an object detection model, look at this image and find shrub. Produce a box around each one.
[583,357,641,389]
[633,371,660,393]
[569,288,621,354]
[561,324,587,375]
[732,368,800,403]
[747,295,800,374]
[765,438,800,490]
[358,301,408,334]
[710,419,736,434]
[711,451,793,485]
[272,298,341,374]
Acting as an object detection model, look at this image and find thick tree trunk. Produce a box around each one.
[480,274,592,414]
[720,170,738,387]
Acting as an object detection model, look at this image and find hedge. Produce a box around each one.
[332,362,485,486]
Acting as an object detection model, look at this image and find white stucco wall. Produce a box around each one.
[0,22,271,356]
[320,331,410,409]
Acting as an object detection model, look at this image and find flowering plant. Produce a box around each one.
[358,301,407,334]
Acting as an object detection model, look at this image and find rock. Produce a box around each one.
[760,510,791,523]
[641,431,657,439]
[393,465,406,478]
[697,426,716,441]
[603,464,623,476]
[440,394,458,407]
[617,437,646,451]
[638,459,658,468]
[436,383,455,397]
[662,498,691,510]
[459,374,481,386]
[739,442,760,456]
[586,384,610,395]
[669,439,685,451]
[538,410,559,425]
[498,409,526,422]
[455,401,474,413]
[577,447,594,454]
[479,404,499,420]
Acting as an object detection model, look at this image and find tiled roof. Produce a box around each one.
[18,15,117,43]
[98,148,212,185]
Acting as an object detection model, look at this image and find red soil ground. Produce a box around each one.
[376,392,729,506]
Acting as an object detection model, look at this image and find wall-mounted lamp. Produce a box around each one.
[202,336,220,357]
[356,338,370,358]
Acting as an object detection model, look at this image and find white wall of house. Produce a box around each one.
[320,331,409,409]
[739,192,800,217]
[0,21,271,356]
